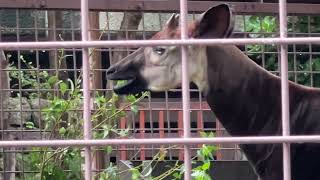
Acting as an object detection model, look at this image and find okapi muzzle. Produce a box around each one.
[106,48,148,95]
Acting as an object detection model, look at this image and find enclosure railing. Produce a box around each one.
[0,0,317,180]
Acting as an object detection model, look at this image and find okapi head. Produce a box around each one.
[106,4,234,95]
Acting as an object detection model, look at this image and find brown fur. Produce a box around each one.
[151,21,200,40]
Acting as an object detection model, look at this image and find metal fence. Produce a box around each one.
[0,0,320,180]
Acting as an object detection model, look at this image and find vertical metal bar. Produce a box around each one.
[260,16,266,68]
[0,14,4,179]
[293,36,297,83]
[165,91,172,159]
[279,0,291,180]
[216,119,223,160]
[179,0,191,179]
[34,12,42,139]
[120,117,127,160]
[196,111,203,137]
[106,12,113,92]
[159,111,165,142]
[197,90,204,159]
[147,87,154,156]
[178,111,184,160]
[139,111,146,160]
[196,111,203,160]
[70,11,77,83]
[16,9,25,180]
[80,0,92,179]
[308,16,313,87]
[132,111,137,160]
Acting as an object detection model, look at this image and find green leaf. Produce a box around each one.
[59,82,68,96]
[172,172,182,179]
[59,127,66,135]
[130,168,141,180]
[199,131,215,138]
[66,150,82,179]
[118,128,129,137]
[191,169,212,180]
[103,163,118,179]
[102,128,110,138]
[201,162,210,171]
[126,94,136,102]
[25,122,34,129]
[116,80,127,86]
[43,165,67,180]
[131,105,138,114]
[262,16,276,33]
[313,58,320,71]
[199,131,207,138]
[197,144,217,161]
[103,146,113,154]
[48,76,59,86]
[208,132,215,138]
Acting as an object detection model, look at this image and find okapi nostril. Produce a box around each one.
[106,67,117,76]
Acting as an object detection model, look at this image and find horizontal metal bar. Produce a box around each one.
[0,88,204,92]
[0,37,320,50]
[1,136,320,148]
[0,128,221,132]
[0,0,320,14]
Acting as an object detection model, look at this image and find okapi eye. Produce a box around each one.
[153,47,166,55]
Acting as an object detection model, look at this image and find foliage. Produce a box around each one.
[246,15,320,88]
[9,49,149,179]
[245,16,277,34]
[16,147,82,180]
[97,134,217,180]
[169,132,217,180]
[7,54,51,98]
[9,51,219,179]
[191,132,217,180]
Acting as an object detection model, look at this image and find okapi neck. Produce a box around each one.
[204,45,285,136]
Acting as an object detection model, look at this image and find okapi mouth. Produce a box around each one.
[113,78,136,90]
[107,75,147,95]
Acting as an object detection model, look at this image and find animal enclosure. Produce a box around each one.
[0,0,320,180]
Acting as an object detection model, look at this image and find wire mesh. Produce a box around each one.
[0,0,319,180]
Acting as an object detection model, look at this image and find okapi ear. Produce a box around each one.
[165,13,180,30]
[192,4,234,38]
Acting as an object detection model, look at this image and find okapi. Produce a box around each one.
[106,4,320,180]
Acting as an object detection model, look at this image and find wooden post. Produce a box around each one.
[88,11,105,177]
[0,50,15,180]
[47,11,68,80]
